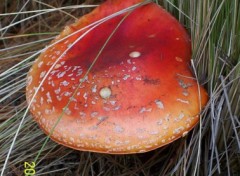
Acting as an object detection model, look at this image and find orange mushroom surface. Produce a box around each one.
[26,0,208,154]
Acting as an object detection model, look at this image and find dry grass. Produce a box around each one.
[0,0,240,175]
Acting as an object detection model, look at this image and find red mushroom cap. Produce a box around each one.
[26,0,208,154]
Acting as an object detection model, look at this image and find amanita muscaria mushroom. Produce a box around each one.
[26,0,208,154]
